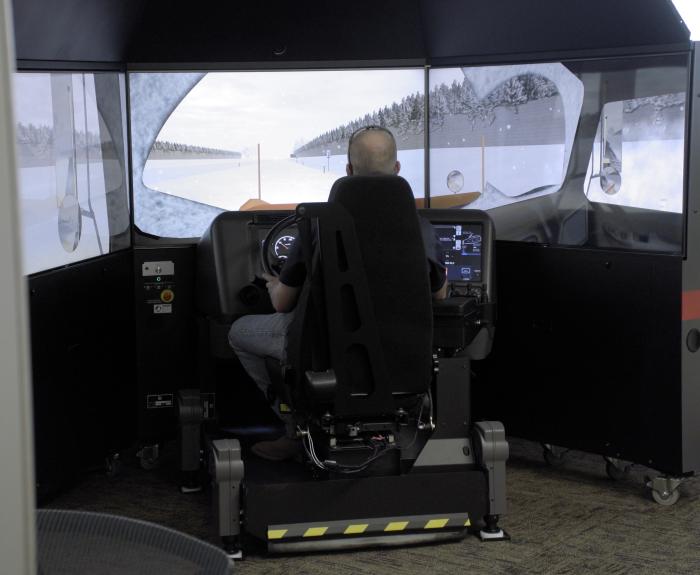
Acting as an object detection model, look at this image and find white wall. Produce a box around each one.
[0,0,37,572]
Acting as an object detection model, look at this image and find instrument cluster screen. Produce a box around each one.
[258,221,298,274]
[273,234,296,261]
[435,223,483,282]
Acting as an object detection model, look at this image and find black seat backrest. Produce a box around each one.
[289,175,433,418]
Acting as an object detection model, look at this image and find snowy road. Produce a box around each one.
[142,150,426,211]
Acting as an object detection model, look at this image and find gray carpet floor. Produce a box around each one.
[47,438,700,574]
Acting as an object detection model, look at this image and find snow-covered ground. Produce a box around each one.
[430,144,566,206]
[142,157,339,212]
[18,163,109,275]
[140,139,678,237]
[18,138,681,275]
[585,140,683,213]
[142,149,426,214]
[138,144,565,235]
[141,144,566,224]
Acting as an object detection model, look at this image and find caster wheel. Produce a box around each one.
[605,458,630,481]
[140,456,160,470]
[105,454,122,478]
[542,444,567,468]
[652,488,680,506]
[138,445,160,470]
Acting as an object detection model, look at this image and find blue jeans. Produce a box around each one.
[228,312,296,432]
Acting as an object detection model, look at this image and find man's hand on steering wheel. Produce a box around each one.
[263,272,300,313]
[262,272,278,296]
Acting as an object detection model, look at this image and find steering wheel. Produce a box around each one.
[260,214,298,276]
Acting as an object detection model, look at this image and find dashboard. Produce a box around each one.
[197,209,494,319]
[263,215,487,291]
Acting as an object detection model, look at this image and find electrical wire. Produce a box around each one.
[300,426,395,474]
[396,391,430,452]
[299,391,432,474]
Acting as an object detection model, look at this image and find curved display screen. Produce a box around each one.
[14,72,130,275]
[128,54,689,256]
[130,69,425,238]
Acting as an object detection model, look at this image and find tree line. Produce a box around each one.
[294,73,559,154]
[623,93,685,114]
[16,122,101,157]
[152,139,241,158]
[16,123,241,160]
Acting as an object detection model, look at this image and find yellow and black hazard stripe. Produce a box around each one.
[267,512,471,541]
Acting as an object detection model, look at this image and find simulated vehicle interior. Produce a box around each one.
[6,0,700,570]
[187,177,503,553]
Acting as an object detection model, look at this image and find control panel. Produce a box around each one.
[420,209,496,359]
[142,260,176,314]
[134,247,196,443]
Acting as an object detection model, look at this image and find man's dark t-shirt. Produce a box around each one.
[279,217,446,293]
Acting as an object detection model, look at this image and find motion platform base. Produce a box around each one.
[243,463,489,553]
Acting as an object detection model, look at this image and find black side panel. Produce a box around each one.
[12,0,143,63]
[134,246,197,442]
[474,242,683,474]
[29,251,135,502]
[128,0,424,64]
[422,0,690,63]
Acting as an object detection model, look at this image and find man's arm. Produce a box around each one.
[263,273,300,313]
[420,217,449,301]
[433,276,448,300]
[432,267,448,300]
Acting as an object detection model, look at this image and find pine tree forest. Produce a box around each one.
[294,74,558,155]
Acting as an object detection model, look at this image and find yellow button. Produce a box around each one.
[160,289,174,303]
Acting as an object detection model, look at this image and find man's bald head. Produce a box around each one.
[346,127,401,176]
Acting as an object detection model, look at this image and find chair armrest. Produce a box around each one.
[432,296,480,351]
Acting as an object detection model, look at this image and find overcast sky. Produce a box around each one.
[158,69,424,158]
[672,0,700,39]
[13,73,100,132]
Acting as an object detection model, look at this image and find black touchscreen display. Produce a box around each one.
[434,223,482,282]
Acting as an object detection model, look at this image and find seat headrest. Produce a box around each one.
[328,175,416,212]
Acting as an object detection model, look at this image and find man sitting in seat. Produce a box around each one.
[228,125,447,461]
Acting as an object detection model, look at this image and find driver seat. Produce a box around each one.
[290,178,431,385]
[274,175,434,470]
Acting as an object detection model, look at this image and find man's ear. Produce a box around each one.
[394,161,401,174]
[346,163,353,176]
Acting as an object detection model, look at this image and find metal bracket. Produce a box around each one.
[211,438,245,548]
[177,389,204,475]
[473,421,509,517]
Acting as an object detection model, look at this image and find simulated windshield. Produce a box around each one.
[130,69,425,238]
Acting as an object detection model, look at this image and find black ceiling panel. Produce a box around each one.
[13,0,143,64]
[420,0,691,64]
[10,0,693,66]
[127,0,426,65]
